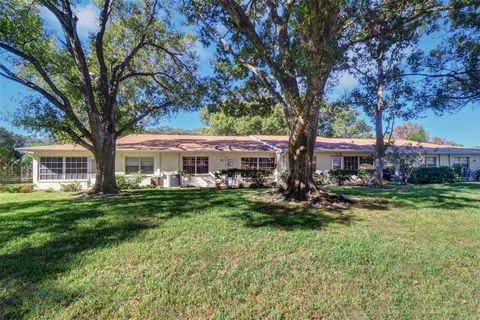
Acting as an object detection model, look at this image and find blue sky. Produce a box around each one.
[1,4,479,146]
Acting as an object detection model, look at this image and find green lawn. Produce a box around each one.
[1,184,479,319]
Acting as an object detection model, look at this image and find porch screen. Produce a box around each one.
[65,157,88,179]
[39,157,64,180]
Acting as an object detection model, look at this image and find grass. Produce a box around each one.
[1,183,479,319]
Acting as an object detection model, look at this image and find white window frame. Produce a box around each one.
[452,157,469,168]
[182,156,209,174]
[125,156,155,175]
[425,156,437,167]
[331,156,342,169]
[240,157,276,171]
[38,156,89,181]
[331,155,375,170]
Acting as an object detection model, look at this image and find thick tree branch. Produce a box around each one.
[111,0,160,90]
[116,101,173,137]
[95,0,113,116]
[0,42,71,106]
[43,0,98,115]
[194,12,288,110]
[58,125,94,151]
[0,63,93,140]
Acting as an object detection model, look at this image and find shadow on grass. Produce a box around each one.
[0,183,478,317]
[327,183,480,211]
[0,189,236,318]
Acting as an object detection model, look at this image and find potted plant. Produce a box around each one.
[213,171,222,189]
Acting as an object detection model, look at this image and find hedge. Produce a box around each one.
[329,168,374,185]
[409,166,462,184]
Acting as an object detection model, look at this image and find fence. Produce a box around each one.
[0,161,33,183]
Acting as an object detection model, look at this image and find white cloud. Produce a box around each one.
[76,5,99,37]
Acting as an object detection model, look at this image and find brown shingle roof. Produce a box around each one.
[15,134,480,154]
[116,134,272,152]
[16,134,273,152]
[253,135,480,154]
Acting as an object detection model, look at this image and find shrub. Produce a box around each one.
[328,169,374,186]
[60,181,82,192]
[115,172,145,190]
[18,184,34,193]
[357,168,375,185]
[410,166,462,184]
[329,169,357,185]
[214,168,272,188]
[0,183,34,193]
[475,170,480,181]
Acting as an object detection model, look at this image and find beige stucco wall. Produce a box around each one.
[27,149,480,190]
[30,150,278,189]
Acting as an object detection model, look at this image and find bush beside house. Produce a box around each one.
[410,166,462,184]
[115,172,146,190]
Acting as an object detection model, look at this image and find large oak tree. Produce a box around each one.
[183,0,437,199]
[0,0,203,193]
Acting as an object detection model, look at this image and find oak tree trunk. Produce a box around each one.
[91,129,118,194]
[374,107,385,186]
[284,106,319,200]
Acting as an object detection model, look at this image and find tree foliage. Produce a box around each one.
[200,101,372,138]
[0,0,204,193]
[393,122,463,145]
[409,0,480,110]
[393,122,429,142]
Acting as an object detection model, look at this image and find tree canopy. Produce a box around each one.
[409,0,480,110]
[200,101,372,138]
[0,0,204,193]
[393,122,462,146]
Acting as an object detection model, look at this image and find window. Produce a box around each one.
[182,157,196,174]
[343,156,359,170]
[452,157,469,168]
[39,157,64,180]
[182,156,209,174]
[125,157,154,174]
[241,157,275,171]
[332,156,341,169]
[65,157,87,179]
[425,157,437,167]
[196,157,209,174]
[39,156,88,180]
[258,157,275,171]
[241,157,258,169]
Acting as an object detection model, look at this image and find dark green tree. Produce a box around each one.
[345,0,444,186]
[0,0,203,193]
[182,0,412,199]
[200,102,372,138]
[393,122,429,142]
[409,0,479,110]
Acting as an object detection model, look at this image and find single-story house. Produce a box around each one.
[16,134,480,189]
